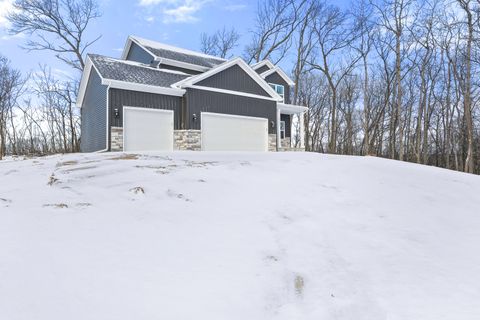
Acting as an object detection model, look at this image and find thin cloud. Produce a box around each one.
[0,0,14,29]
[224,4,247,12]
[138,0,210,24]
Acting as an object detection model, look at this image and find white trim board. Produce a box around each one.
[185,85,280,102]
[102,79,185,97]
[154,57,209,72]
[201,112,268,122]
[172,57,283,101]
[251,60,275,71]
[277,103,308,114]
[123,35,224,72]
[260,67,295,86]
[131,36,227,62]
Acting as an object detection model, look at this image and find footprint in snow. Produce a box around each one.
[166,189,191,202]
[1,198,12,207]
[130,186,145,194]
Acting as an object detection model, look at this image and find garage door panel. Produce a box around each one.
[201,112,268,151]
[123,107,173,152]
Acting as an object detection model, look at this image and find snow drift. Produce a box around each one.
[1,152,479,320]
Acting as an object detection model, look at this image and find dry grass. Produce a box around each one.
[61,165,97,173]
[56,160,78,167]
[294,275,305,296]
[47,174,59,186]
[43,203,68,209]
[109,154,139,161]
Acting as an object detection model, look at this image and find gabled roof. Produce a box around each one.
[88,54,190,87]
[252,60,295,86]
[76,54,186,107]
[122,36,226,72]
[251,60,275,71]
[172,57,283,101]
[260,67,295,87]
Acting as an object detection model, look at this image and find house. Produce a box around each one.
[76,36,307,152]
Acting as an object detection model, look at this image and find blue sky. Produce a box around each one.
[0,0,349,79]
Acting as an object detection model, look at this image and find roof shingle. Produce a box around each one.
[144,46,225,68]
[89,54,192,87]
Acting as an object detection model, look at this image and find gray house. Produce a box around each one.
[77,36,307,152]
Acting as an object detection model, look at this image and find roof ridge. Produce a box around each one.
[130,35,227,62]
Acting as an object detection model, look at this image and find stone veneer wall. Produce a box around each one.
[268,134,277,151]
[281,137,291,148]
[174,130,201,151]
[111,127,283,152]
[111,127,123,151]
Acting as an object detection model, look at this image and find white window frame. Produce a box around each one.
[269,83,285,102]
[280,120,286,139]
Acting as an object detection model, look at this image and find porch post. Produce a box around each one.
[299,111,305,149]
[276,107,281,151]
[290,114,294,148]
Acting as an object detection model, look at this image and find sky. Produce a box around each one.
[0,0,264,80]
[0,0,351,82]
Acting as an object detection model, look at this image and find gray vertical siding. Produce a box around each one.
[185,88,277,134]
[265,72,291,104]
[80,69,108,152]
[255,65,270,74]
[126,42,155,64]
[108,89,182,129]
[197,64,270,97]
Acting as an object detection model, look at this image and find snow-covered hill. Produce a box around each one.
[1,152,480,320]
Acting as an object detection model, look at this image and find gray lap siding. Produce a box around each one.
[125,42,155,64]
[185,88,277,134]
[80,69,108,152]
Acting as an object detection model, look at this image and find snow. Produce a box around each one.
[1,152,480,320]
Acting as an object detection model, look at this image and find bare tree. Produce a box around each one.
[200,27,240,59]
[352,0,375,155]
[0,55,26,159]
[8,0,101,71]
[245,0,307,64]
[309,3,360,153]
[456,0,476,173]
[372,0,414,160]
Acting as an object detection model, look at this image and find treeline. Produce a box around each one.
[233,0,479,174]
[0,0,99,160]
[0,0,479,175]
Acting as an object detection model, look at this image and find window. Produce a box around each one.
[280,120,286,139]
[269,83,285,102]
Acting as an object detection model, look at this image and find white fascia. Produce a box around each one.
[120,37,133,60]
[172,57,283,101]
[251,60,275,71]
[127,35,216,72]
[260,67,295,87]
[77,56,103,107]
[184,84,281,102]
[154,57,209,72]
[277,103,308,114]
[102,79,186,97]
[131,35,227,62]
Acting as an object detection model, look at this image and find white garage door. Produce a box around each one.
[123,107,173,152]
[201,112,268,151]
